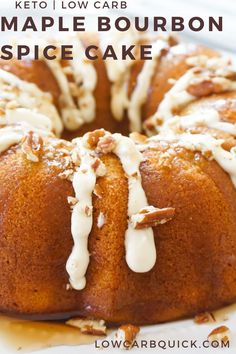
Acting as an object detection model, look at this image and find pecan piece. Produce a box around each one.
[66,318,107,336]
[187,79,223,97]
[208,325,230,345]
[21,131,43,162]
[85,129,106,149]
[85,205,93,217]
[67,196,78,207]
[96,135,116,154]
[131,206,175,230]
[194,312,215,324]
[144,116,163,132]
[168,34,179,47]
[91,157,106,176]
[116,324,140,350]
[129,132,148,144]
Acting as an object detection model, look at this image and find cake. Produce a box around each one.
[0,33,236,325]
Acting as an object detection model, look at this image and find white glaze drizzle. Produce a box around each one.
[66,137,106,290]
[178,133,236,187]
[45,37,97,131]
[100,30,140,122]
[112,133,157,272]
[148,56,236,132]
[128,39,169,132]
[101,32,174,132]
[148,107,236,188]
[0,127,22,154]
[0,69,62,136]
[159,108,236,138]
[0,122,52,155]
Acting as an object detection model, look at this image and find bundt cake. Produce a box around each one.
[0,32,236,325]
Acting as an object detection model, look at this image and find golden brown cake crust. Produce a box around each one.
[0,137,236,324]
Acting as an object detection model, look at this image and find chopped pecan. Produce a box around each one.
[85,129,106,149]
[21,131,43,162]
[168,34,179,47]
[58,169,74,181]
[116,324,140,350]
[85,205,93,217]
[144,116,163,132]
[194,312,215,324]
[67,196,78,206]
[160,47,169,57]
[131,206,175,230]
[96,135,116,154]
[129,132,148,144]
[208,325,230,345]
[91,157,106,177]
[71,149,81,166]
[143,117,156,131]
[187,79,223,97]
[91,158,101,171]
[66,318,107,336]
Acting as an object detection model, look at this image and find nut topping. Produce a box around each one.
[66,318,107,336]
[131,206,175,229]
[85,205,93,217]
[86,129,106,149]
[21,131,43,162]
[129,132,148,144]
[116,324,140,350]
[187,79,223,97]
[96,135,116,154]
[91,157,106,177]
[194,312,215,324]
[67,196,78,207]
[208,325,230,345]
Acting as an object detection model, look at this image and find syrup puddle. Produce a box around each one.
[0,316,104,352]
[0,303,235,352]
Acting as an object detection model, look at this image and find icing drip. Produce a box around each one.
[148,108,236,188]
[0,123,51,155]
[45,37,97,131]
[128,40,169,132]
[178,133,236,187]
[66,137,106,290]
[0,69,62,136]
[148,56,236,132]
[100,30,139,122]
[159,109,236,138]
[112,134,157,272]
[0,128,22,154]
[101,31,172,131]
